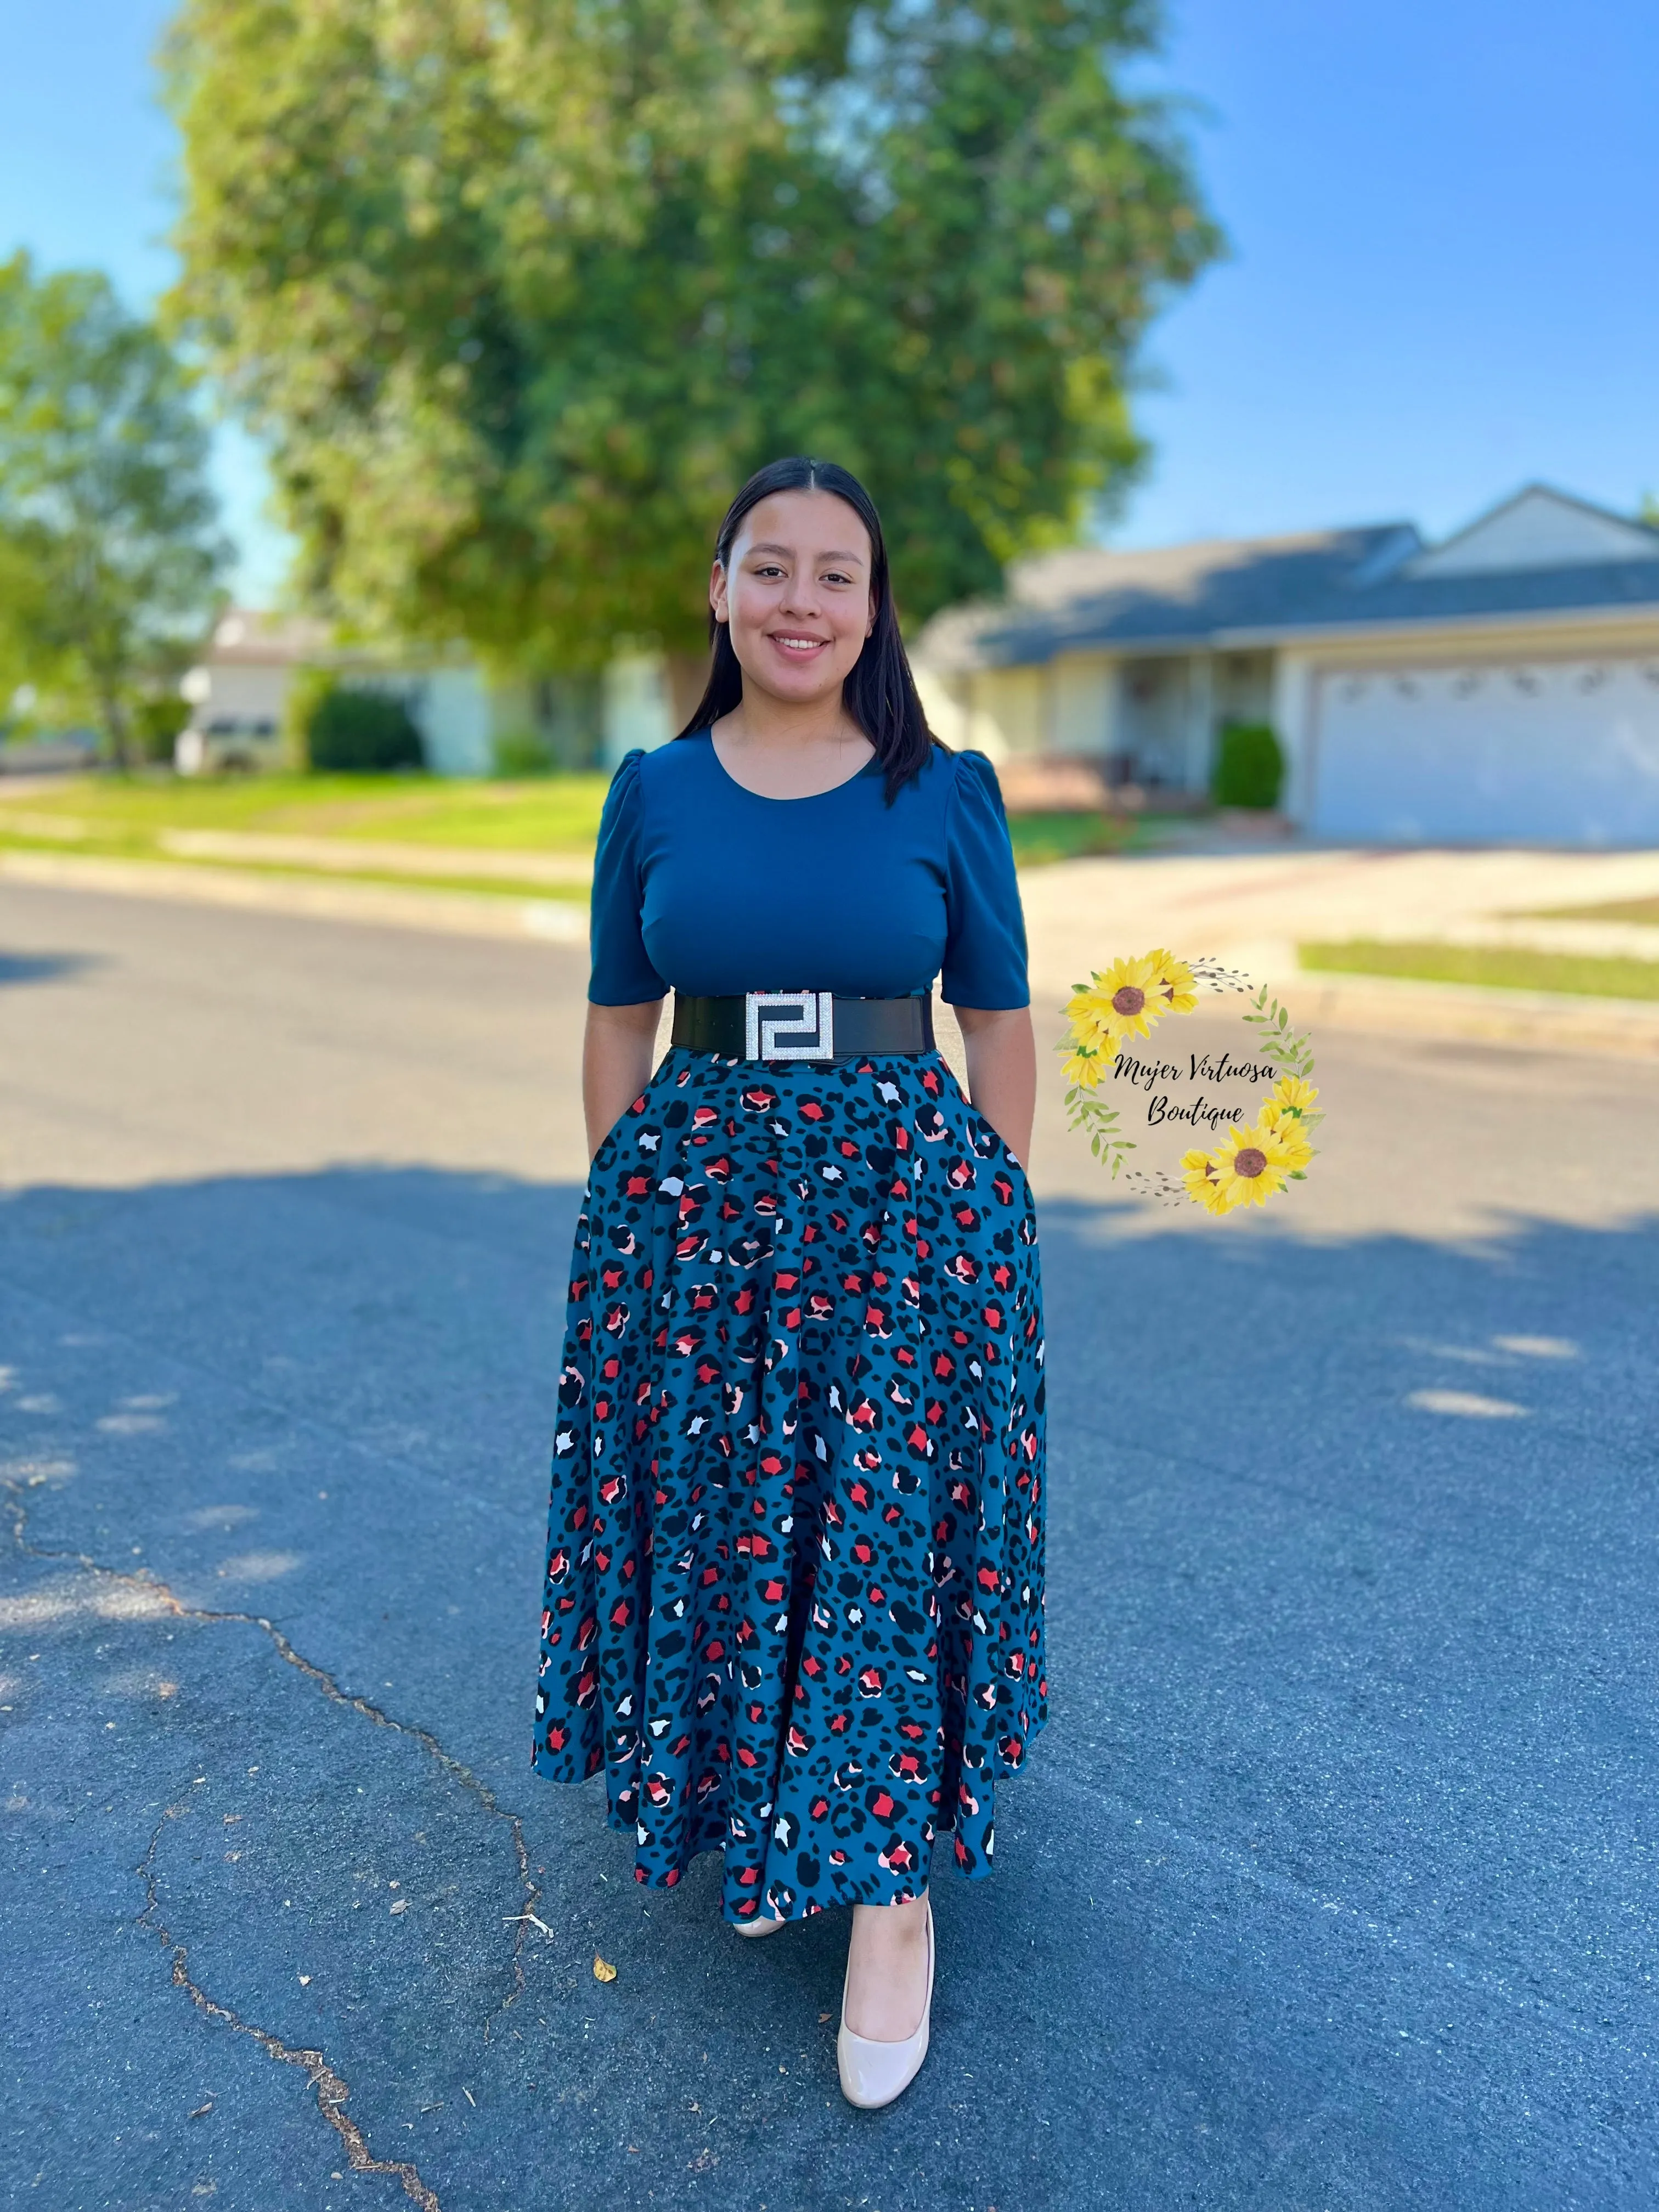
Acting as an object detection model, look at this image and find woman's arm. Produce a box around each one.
[583,1000,663,1159]
[955,1004,1037,1169]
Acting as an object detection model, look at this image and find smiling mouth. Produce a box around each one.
[770,634,830,654]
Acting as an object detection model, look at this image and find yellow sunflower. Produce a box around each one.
[1181,1146,1229,1214]
[1146,948,1199,1015]
[1256,1101,1315,1167]
[1062,1039,1110,1090]
[1268,1073,1319,1118]
[1209,1117,1305,1209]
[1064,953,1165,1054]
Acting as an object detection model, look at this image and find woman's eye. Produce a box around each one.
[823,571,852,586]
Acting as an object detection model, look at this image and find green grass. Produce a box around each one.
[0,771,611,850]
[1516,895,1659,928]
[1299,938,1659,1001]
[2,774,1167,887]
[1006,811,1139,866]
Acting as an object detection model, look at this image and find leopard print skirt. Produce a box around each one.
[531,1047,1047,1922]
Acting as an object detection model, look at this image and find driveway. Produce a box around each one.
[3,881,1658,2211]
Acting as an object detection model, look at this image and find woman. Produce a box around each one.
[532,455,1046,2110]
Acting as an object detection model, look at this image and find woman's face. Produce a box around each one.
[711,489,876,710]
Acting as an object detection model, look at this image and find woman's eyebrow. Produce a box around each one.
[745,540,867,564]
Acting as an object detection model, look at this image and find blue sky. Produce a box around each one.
[1124,0,1659,548]
[1,0,1655,595]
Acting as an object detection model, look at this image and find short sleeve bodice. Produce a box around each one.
[586,730,1028,1009]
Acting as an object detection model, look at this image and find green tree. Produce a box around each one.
[0,522,58,712]
[163,0,1218,668]
[0,252,229,764]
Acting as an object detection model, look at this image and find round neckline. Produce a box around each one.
[702,724,880,805]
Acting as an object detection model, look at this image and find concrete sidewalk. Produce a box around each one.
[157,827,595,885]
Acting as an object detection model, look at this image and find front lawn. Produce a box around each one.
[2,772,1166,879]
[0,772,613,850]
[1299,938,1659,1001]
[1006,811,1133,866]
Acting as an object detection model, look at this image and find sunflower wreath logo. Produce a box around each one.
[1059,950,1324,1212]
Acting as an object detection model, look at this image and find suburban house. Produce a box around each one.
[176,612,671,776]
[911,485,1659,845]
[179,486,1659,846]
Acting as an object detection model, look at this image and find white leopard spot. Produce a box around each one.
[1407,1388,1528,1419]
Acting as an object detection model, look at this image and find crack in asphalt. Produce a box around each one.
[138,1803,443,2212]
[3,1473,543,2040]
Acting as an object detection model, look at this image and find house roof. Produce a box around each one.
[206,609,334,666]
[915,485,1659,673]
[1401,483,1659,577]
[199,608,472,674]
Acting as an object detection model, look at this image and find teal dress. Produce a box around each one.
[532,734,1048,1923]
[586,726,1029,1005]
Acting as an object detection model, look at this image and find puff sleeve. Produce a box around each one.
[940,752,1029,1009]
[587,749,668,1005]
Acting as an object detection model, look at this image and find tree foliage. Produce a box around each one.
[0,252,228,760]
[164,0,1218,667]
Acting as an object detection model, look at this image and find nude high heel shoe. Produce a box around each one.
[734,1914,786,1938]
[837,1895,934,2109]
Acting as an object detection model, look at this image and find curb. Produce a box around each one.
[0,849,587,945]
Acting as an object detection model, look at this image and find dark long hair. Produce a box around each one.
[676,456,938,802]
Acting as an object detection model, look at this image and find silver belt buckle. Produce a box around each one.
[744,989,835,1060]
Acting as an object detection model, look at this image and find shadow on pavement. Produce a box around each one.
[3,1167,1657,2212]
[0,948,99,989]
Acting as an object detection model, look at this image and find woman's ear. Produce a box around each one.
[710,559,730,625]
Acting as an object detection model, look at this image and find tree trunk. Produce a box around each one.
[98,686,134,772]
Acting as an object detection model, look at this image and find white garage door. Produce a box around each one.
[1310,656,1659,843]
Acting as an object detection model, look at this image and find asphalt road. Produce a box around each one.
[3,880,1658,2212]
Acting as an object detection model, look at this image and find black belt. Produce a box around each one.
[671,990,935,1061]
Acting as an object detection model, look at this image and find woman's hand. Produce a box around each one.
[954,1005,1036,1170]
[583,1000,663,1159]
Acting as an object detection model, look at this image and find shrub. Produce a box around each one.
[134,693,191,763]
[306,685,424,773]
[1211,720,1283,810]
[492,726,556,777]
